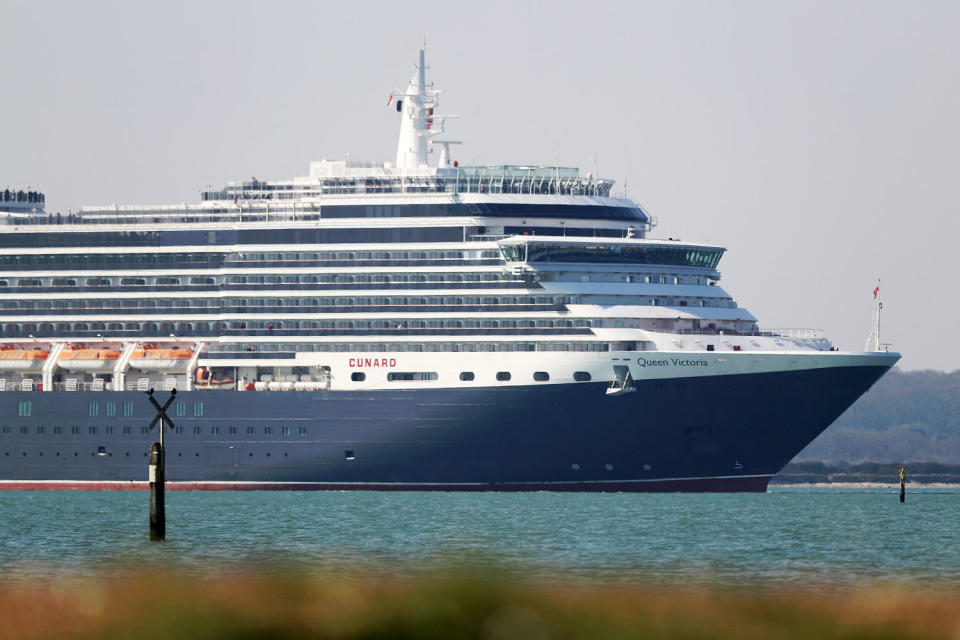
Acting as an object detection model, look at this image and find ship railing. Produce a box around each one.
[756,328,825,339]
[646,328,825,339]
[49,380,112,392]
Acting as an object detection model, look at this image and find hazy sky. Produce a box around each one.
[2,1,957,371]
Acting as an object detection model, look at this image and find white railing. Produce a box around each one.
[760,328,826,339]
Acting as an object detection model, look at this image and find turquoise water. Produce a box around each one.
[1,487,957,586]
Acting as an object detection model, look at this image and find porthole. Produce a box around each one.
[496,372,511,381]
[643,464,652,471]
[571,463,580,471]
[573,372,591,382]
[459,372,475,381]
[533,372,549,382]
[351,372,366,382]
[605,463,614,471]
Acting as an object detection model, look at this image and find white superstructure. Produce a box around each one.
[0,48,890,397]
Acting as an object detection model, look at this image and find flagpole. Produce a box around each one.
[875,279,881,352]
[865,279,881,352]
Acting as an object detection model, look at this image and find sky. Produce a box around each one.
[2,0,957,371]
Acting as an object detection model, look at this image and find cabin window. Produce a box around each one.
[193,427,201,435]
[229,427,237,435]
[36,426,45,435]
[387,372,438,381]
[18,401,32,417]
[351,372,366,382]
[533,372,550,381]
[459,372,475,381]
[193,402,204,417]
[87,402,98,417]
[344,450,355,461]
[496,372,511,381]
[573,371,592,382]
[264,427,272,435]
[105,402,117,417]
[299,427,308,435]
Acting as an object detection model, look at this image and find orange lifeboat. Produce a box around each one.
[0,347,49,371]
[58,345,122,371]
[129,345,194,371]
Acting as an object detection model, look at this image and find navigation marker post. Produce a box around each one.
[146,388,177,541]
[899,466,906,503]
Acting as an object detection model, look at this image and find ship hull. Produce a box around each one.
[0,362,893,492]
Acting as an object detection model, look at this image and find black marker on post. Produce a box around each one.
[147,388,177,541]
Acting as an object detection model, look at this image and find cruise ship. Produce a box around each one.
[0,49,898,491]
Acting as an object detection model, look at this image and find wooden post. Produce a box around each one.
[899,466,906,503]
[149,441,165,541]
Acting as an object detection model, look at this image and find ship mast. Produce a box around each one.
[393,47,457,171]
[395,48,429,170]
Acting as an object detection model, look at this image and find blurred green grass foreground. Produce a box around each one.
[2,571,959,640]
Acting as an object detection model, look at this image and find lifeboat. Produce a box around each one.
[129,344,194,372]
[58,345,122,371]
[0,345,49,371]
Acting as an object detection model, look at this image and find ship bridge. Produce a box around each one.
[498,236,725,269]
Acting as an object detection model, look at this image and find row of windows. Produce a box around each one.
[0,250,498,268]
[207,341,614,354]
[0,226,467,248]
[2,449,309,460]
[0,268,512,289]
[86,400,203,417]
[0,295,563,310]
[349,370,592,383]
[1,320,591,339]
[1,425,310,436]
[1,271,712,290]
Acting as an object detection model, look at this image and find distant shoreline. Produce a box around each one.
[769,481,960,489]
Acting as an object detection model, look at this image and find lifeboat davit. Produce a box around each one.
[58,345,122,371]
[0,345,49,371]
[129,345,194,372]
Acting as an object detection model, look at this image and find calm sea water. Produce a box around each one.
[1,487,957,587]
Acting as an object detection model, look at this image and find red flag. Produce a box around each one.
[872,285,879,299]
[387,93,394,107]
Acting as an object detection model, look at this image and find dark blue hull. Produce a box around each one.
[0,364,892,491]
